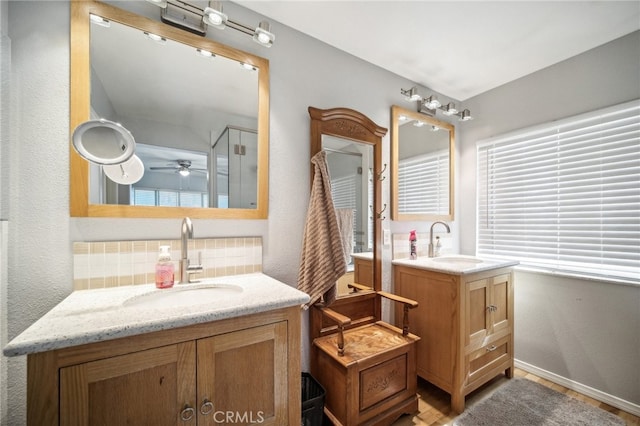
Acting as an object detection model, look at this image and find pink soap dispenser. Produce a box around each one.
[155,245,175,289]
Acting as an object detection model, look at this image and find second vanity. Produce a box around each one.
[392,255,518,413]
[4,273,309,426]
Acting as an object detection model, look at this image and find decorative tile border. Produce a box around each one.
[73,237,262,290]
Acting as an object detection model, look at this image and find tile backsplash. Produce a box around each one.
[73,237,262,290]
[392,232,452,260]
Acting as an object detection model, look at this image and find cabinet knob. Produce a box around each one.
[180,405,195,422]
[200,399,214,416]
[486,304,497,312]
[486,345,497,352]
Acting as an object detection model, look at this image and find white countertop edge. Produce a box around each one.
[3,273,310,357]
[392,256,519,275]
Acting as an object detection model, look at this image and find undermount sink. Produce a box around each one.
[123,283,243,308]
[431,255,484,265]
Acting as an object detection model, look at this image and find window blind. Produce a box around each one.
[477,100,640,283]
[398,150,450,215]
[331,175,357,252]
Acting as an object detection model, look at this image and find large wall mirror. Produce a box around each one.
[309,107,386,299]
[391,105,454,221]
[70,1,269,218]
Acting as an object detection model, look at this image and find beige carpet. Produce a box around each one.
[454,378,624,426]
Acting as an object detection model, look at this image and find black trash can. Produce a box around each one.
[301,372,325,426]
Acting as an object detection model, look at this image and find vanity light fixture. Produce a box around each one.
[146,0,276,47]
[90,14,110,28]
[401,86,475,122]
[430,125,440,132]
[422,95,441,110]
[241,63,258,71]
[144,31,166,44]
[145,0,168,8]
[401,86,422,102]
[253,21,275,48]
[458,109,474,121]
[203,1,227,29]
[413,120,426,127]
[440,102,458,116]
[196,48,215,58]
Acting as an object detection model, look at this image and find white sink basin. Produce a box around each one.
[123,284,243,308]
[431,255,483,265]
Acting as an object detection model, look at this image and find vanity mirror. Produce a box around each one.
[70,1,269,218]
[391,105,454,221]
[309,107,386,297]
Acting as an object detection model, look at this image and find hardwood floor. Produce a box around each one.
[392,368,640,426]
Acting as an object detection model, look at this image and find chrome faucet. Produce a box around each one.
[428,221,451,257]
[180,217,203,283]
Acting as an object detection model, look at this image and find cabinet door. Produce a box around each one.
[465,277,491,350]
[489,273,512,336]
[465,273,512,350]
[60,342,196,426]
[196,321,288,426]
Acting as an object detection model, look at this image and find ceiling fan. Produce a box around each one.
[149,159,207,176]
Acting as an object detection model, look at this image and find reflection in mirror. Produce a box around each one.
[309,107,386,299]
[391,105,455,221]
[322,135,374,296]
[70,1,269,218]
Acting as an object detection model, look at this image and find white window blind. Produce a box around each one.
[477,100,640,283]
[331,175,357,252]
[398,150,450,215]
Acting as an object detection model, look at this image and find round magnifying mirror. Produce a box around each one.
[72,119,136,165]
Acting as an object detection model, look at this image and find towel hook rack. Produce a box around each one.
[376,203,387,220]
[377,163,387,181]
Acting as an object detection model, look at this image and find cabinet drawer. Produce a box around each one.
[466,335,511,388]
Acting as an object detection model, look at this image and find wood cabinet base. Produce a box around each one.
[394,266,514,414]
[27,307,301,425]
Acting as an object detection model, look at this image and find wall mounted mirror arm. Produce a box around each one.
[390,105,455,221]
[70,0,270,219]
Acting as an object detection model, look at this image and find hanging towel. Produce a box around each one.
[298,151,348,309]
[335,208,354,266]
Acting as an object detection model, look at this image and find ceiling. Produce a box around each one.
[233,1,640,101]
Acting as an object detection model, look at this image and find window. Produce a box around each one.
[132,188,208,208]
[398,150,449,215]
[477,100,640,284]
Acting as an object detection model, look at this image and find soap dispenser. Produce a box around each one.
[155,245,175,289]
[434,236,442,257]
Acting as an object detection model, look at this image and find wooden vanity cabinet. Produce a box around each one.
[353,256,373,287]
[393,265,514,413]
[28,307,300,426]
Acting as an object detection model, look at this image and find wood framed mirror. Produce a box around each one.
[70,1,269,219]
[391,105,455,221]
[308,107,386,299]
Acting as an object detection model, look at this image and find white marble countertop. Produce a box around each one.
[351,252,373,261]
[392,255,518,275]
[3,273,310,357]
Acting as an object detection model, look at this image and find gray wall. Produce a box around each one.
[459,31,640,409]
[2,1,638,423]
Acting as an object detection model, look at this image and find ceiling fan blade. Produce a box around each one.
[149,166,179,170]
